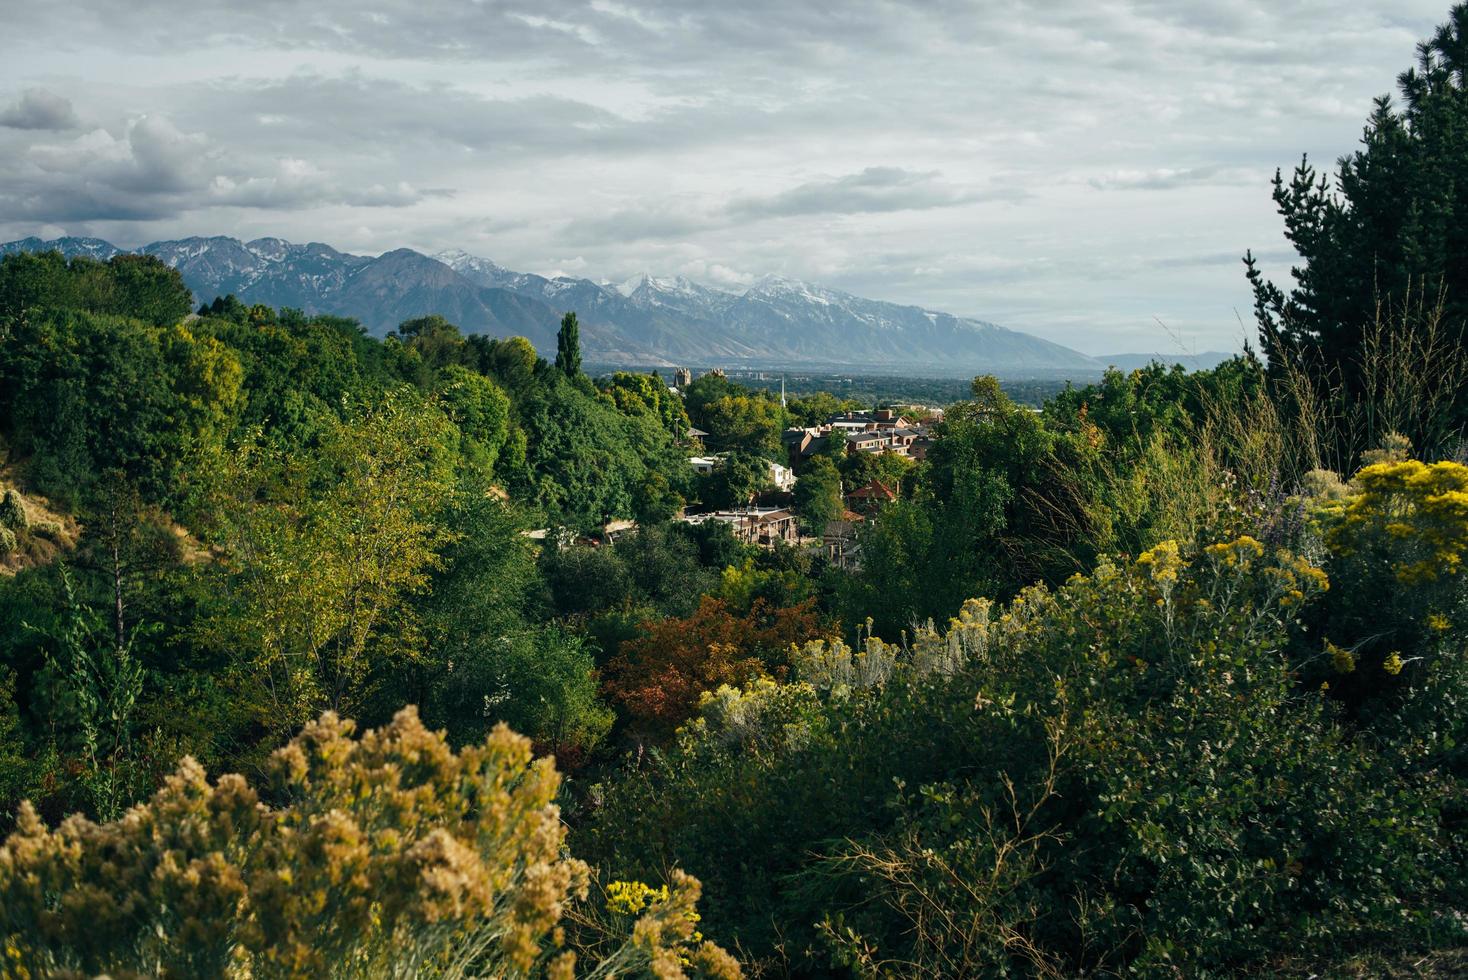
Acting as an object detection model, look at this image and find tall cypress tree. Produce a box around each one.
[555,312,581,377]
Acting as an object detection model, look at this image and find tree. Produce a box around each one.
[1246,5,1468,453]
[699,451,771,509]
[600,371,691,439]
[555,311,581,377]
[0,309,241,504]
[793,455,843,534]
[602,595,822,739]
[192,392,458,728]
[697,395,786,456]
[436,365,511,477]
[0,251,190,328]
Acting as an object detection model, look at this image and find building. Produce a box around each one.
[822,514,864,570]
[673,367,692,388]
[689,455,721,477]
[680,507,799,549]
[688,453,796,491]
[846,479,898,516]
[825,409,915,431]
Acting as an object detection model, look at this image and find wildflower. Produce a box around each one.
[1326,640,1355,674]
[606,879,669,916]
[1383,652,1404,675]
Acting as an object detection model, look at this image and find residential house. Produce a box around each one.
[688,452,795,491]
[846,479,897,517]
[680,507,799,549]
[822,513,865,570]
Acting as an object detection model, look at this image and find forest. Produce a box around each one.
[3,6,1468,979]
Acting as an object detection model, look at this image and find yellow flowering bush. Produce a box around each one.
[1328,460,1468,584]
[0,707,737,979]
[1313,459,1468,701]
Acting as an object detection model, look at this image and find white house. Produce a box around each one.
[688,453,795,491]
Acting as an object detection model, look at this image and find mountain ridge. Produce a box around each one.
[4,234,1122,374]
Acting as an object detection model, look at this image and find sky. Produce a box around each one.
[0,1,1454,355]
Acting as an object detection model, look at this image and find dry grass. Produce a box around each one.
[1256,283,1468,480]
[0,471,81,576]
[1271,944,1468,979]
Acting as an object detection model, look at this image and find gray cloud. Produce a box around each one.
[727,167,986,219]
[1087,166,1261,191]
[0,112,446,222]
[0,88,79,130]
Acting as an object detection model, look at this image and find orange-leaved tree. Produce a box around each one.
[603,596,823,739]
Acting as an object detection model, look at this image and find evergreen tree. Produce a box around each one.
[554,311,581,377]
[1246,4,1468,450]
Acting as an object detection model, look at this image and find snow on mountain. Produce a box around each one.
[2,235,1104,373]
[433,249,513,288]
[0,236,121,261]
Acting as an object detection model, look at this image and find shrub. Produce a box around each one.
[586,535,1455,975]
[0,490,26,531]
[0,707,737,979]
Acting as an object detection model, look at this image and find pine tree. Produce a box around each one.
[555,311,581,377]
[1246,3,1468,452]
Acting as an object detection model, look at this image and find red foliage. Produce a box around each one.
[602,595,822,738]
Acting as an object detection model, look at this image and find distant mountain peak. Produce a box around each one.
[1,233,1107,375]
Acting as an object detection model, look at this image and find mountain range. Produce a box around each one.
[0,235,1230,376]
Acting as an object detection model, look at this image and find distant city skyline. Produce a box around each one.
[0,1,1455,354]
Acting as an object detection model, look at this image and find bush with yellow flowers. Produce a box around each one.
[1292,461,1468,781]
[0,706,738,979]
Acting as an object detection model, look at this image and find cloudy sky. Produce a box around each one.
[0,1,1453,354]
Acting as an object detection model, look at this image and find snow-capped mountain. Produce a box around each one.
[432,249,514,288]
[0,236,121,261]
[3,235,1105,373]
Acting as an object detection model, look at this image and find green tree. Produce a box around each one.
[1246,5,1468,453]
[192,392,458,729]
[436,365,511,477]
[555,311,581,377]
[793,455,843,534]
[697,395,786,456]
[699,451,771,509]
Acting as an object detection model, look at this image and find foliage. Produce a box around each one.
[697,450,774,510]
[514,367,690,530]
[0,250,192,328]
[601,596,822,740]
[555,311,582,378]
[599,372,692,441]
[191,392,458,729]
[1246,4,1468,456]
[436,364,512,478]
[25,566,148,821]
[844,376,1108,636]
[0,490,28,532]
[695,396,787,457]
[0,308,244,504]
[0,707,737,978]
[585,529,1459,975]
[785,390,863,427]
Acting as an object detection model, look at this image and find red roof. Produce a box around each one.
[847,480,897,501]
